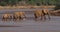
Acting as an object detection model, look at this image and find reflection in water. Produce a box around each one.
[0,16,59,23]
[0,15,52,23]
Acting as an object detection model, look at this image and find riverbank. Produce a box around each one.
[0,6,55,10]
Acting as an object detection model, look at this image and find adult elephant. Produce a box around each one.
[34,10,45,20]
[43,9,51,20]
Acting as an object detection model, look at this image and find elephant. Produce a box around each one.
[2,13,12,21]
[34,10,45,20]
[43,9,51,20]
[13,12,26,21]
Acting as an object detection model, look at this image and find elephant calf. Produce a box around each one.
[13,12,26,21]
[2,13,12,21]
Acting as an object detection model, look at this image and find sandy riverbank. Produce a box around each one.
[0,6,55,10]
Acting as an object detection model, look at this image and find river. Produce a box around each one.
[0,9,60,32]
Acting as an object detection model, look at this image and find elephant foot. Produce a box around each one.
[23,18,26,20]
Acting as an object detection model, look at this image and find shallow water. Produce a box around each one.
[0,9,60,32]
[0,16,59,32]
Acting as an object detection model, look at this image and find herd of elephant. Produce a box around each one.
[2,9,51,21]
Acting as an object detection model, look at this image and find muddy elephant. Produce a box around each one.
[43,9,51,20]
[34,10,45,20]
[2,14,12,21]
[13,12,26,21]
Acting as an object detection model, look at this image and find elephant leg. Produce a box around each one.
[43,15,46,20]
[9,16,12,21]
[22,15,26,20]
[2,17,5,21]
[6,17,9,21]
[34,14,38,20]
[47,13,50,20]
[22,16,26,20]
[2,17,7,21]
[4,18,7,21]
[20,16,24,20]
[13,16,16,21]
[40,15,43,20]
[18,16,21,20]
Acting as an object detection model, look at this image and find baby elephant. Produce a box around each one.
[2,13,12,21]
[13,12,26,21]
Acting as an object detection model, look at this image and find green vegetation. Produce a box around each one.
[0,1,7,6]
[0,0,60,10]
[0,0,60,6]
[54,4,60,10]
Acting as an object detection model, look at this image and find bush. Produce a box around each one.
[36,3,40,6]
[0,1,7,6]
[54,4,60,10]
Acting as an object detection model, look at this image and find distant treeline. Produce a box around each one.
[0,0,60,6]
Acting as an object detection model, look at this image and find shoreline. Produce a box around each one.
[0,6,55,10]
